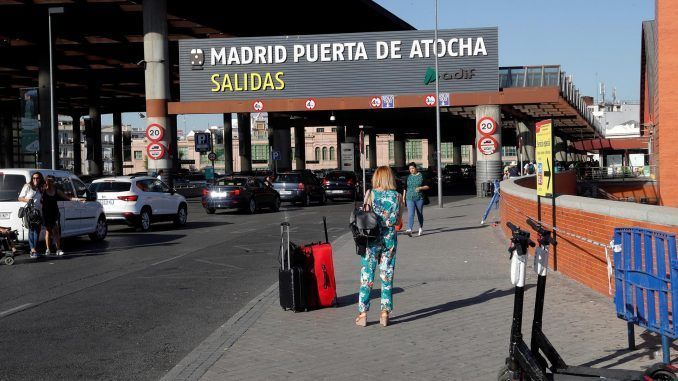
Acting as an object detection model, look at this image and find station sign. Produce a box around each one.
[146,123,165,142]
[536,119,554,197]
[147,142,166,160]
[477,136,498,155]
[179,28,498,102]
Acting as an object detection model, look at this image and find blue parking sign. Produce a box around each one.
[272,150,281,161]
[381,95,395,109]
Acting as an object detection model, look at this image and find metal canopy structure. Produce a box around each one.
[0,0,413,114]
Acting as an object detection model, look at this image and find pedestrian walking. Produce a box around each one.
[356,166,402,327]
[41,175,74,256]
[403,162,429,237]
[18,172,44,258]
[157,169,164,180]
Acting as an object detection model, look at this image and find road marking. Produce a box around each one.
[195,259,244,270]
[150,252,191,266]
[0,303,33,318]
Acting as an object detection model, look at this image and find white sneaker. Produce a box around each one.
[405,229,412,237]
[418,228,423,236]
[56,250,64,256]
[45,249,52,256]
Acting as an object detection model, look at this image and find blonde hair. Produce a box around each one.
[371,166,396,191]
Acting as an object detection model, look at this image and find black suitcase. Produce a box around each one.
[278,222,307,312]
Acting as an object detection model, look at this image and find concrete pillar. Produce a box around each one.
[293,124,306,170]
[237,113,252,172]
[427,136,436,169]
[393,131,406,169]
[223,113,233,173]
[143,0,171,183]
[345,125,360,171]
[336,125,345,169]
[368,131,377,169]
[452,143,462,165]
[87,105,102,176]
[112,112,123,176]
[38,29,57,169]
[71,114,81,174]
[517,121,535,163]
[554,135,567,163]
[0,108,13,168]
[272,124,292,172]
[475,105,502,197]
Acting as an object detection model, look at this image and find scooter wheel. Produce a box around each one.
[645,364,677,381]
[4,256,14,266]
[497,365,516,381]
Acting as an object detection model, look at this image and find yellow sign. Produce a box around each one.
[536,119,553,197]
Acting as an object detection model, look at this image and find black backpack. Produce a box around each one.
[349,191,381,256]
[18,199,42,229]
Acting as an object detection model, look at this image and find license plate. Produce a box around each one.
[211,191,227,198]
[279,190,292,195]
[0,212,9,219]
[100,200,115,206]
[329,190,343,194]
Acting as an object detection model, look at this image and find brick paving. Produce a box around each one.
[171,196,670,381]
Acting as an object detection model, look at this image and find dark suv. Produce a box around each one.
[272,171,327,206]
[322,171,359,201]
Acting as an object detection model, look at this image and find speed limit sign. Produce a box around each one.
[146,123,164,142]
[477,116,498,136]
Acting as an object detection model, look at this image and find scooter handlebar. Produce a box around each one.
[506,222,520,232]
[525,218,557,246]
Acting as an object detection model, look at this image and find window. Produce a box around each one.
[365,145,370,160]
[331,128,337,133]
[315,147,320,161]
[151,180,170,193]
[91,182,131,193]
[502,146,517,157]
[316,128,325,133]
[252,144,269,161]
[135,179,154,192]
[388,141,394,161]
[461,145,471,164]
[322,147,328,161]
[441,143,454,159]
[134,151,142,160]
[0,174,27,201]
[72,179,88,198]
[55,177,75,198]
[406,139,422,160]
[329,146,335,161]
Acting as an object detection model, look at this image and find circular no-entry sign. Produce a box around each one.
[425,94,437,106]
[477,116,498,136]
[147,142,166,160]
[146,123,164,142]
[253,100,264,111]
[370,97,382,108]
[477,136,499,155]
[207,151,217,162]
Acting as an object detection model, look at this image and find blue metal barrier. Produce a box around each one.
[613,227,677,364]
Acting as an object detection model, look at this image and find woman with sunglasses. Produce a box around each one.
[18,172,44,258]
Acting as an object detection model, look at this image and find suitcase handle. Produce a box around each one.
[323,216,329,243]
[280,222,291,270]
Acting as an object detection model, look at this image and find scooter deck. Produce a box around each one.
[550,374,626,381]
[556,366,643,380]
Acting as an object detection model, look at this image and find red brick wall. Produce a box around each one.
[500,191,678,297]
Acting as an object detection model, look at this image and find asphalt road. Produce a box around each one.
[0,198,357,380]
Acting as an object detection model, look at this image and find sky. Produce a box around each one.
[107,0,653,131]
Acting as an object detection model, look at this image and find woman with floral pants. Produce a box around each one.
[356,166,401,327]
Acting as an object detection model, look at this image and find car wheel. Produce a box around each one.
[272,197,281,212]
[89,216,108,241]
[248,198,257,214]
[302,194,310,207]
[205,207,216,214]
[174,204,188,227]
[138,208,152,232]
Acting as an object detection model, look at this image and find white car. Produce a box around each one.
[90,176,187,231]
[0,169,108,243]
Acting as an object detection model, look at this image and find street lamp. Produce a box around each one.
[48,6,64,170]
[434,0,443,208]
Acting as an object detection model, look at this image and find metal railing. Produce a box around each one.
[498,65,603,136]
[576,165,656,182]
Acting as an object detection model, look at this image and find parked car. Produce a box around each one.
[272,171,327,206]
[322,171,359,201]
[90,176,187,231]
[0,169,108,243]
[202,176,280,214]
[359,168,405,198]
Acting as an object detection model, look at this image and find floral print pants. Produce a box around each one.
[358,228,397,313]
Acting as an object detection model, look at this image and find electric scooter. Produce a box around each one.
[499,219,677,381]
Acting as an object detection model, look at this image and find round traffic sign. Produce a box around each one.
[370,97,382,108]
[425,95,437,106]
[305,98,317,110]
[477,136,499,155]
[477,116,498,136]
[146,123,164,142]
[207,151,217,162]
[253,100,264,111]
[147,142,166,160]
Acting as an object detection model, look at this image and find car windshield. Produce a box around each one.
[90,181,132,192]
[0,173,27,201]
[217,178,246,186]
[325,172,355,181]
[275,174,301,183]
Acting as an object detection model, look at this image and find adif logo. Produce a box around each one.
[190,49,204,70]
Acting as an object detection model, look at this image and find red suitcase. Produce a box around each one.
[301,217,337,308]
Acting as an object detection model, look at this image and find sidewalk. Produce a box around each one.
[175,196,667,380]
